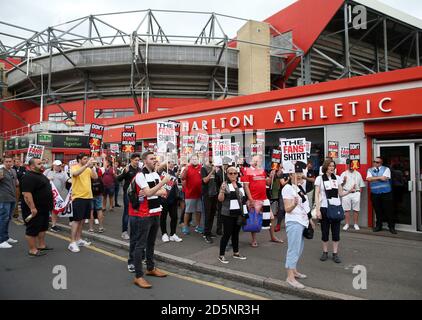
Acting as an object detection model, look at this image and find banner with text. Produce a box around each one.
[157,121,178,154]
[195,133,209,153]
[212,139,232,166]
[349,143,361,169]
[89,123,104,155]
[25,144,45,164]
[280,138,307,173]
[328,141,339,158]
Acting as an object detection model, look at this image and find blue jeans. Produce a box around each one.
[122,191,129,233]
[0,202,16,243]
[128,215,159,278]
[285,221,306,270]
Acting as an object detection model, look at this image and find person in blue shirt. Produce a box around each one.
[366,156,396,234]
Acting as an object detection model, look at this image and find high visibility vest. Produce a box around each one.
[369,166,392,194]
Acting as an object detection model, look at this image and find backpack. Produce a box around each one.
[127,175,141,210]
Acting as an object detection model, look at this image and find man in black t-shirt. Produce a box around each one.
[21,158,54,257]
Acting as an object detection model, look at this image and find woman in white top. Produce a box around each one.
[282,172,315,289]
[315,160,346,263]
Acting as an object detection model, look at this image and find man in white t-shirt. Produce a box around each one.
[340,165,365,231]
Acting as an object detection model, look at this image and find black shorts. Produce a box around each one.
[72,199,92,221]
[22,210,50,237]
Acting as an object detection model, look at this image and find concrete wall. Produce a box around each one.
[237,21,271,95]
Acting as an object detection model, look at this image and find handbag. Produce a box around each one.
[242,208,262,233]
[326,204,345,221]
[322,178,345,222]
[303,221,314,239]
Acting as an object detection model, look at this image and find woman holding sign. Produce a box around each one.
[282,172,314,289]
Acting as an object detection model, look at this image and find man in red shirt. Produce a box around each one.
[181,155,203,235]
[243,156,282,247]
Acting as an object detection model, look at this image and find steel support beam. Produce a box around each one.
[303,52,312,84]
[344,3,351,78]
[383,18,388,71]
[312,47,345,70]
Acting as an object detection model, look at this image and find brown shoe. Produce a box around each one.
[145,268,167,277]
[133,277,152,289]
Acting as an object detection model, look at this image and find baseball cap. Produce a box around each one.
[53,160,62,166]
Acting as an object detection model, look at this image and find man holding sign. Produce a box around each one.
[68,153,98,253]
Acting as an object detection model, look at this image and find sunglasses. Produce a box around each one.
[228,172,238,175]
[373,161,381,164]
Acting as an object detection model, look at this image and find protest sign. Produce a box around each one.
[250,143,264,156]
[157,121,178,154]
[340,147,350,164]
[89,123,104,154]
[271,149,282,171]
[51,182,73,218]
[110,143,120,154]
[231,142,240,164]
[349,143,361,169]
[328,141,339,158]
[212,139,232,166]
[121,131,136,153]
[25,144,45,164]
[305,141,312,158]
[280,138,307,173]
[181,136,194,155]
[195,133,209,153]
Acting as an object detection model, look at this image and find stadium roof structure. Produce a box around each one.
[0,9,301,110]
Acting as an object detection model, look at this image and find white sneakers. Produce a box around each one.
[68,239,91,253]
[0,241,12,249]
[344,224,360,231]
[286,278,305,289]
[77,239,91,247]
[121,231,130,240]
[163,234,183,242]
[7,238,18,244]
[169,234,183,242]
[68,242,80,253]
[162,233,170,243]
[94,219,99,225]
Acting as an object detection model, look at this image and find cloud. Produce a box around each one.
[1,0,421,48]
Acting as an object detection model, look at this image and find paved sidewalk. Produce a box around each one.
[53,203,422,300]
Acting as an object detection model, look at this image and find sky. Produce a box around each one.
[1,0,421,48]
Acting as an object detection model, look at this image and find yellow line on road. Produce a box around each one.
[14,220,268,300]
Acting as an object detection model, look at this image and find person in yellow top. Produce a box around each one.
[68,153,98,253]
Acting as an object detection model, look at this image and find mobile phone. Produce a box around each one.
[25,214,33,223]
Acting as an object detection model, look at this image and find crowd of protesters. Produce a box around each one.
[0,149,399,290]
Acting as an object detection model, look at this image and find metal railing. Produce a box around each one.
[0,121,89,140]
